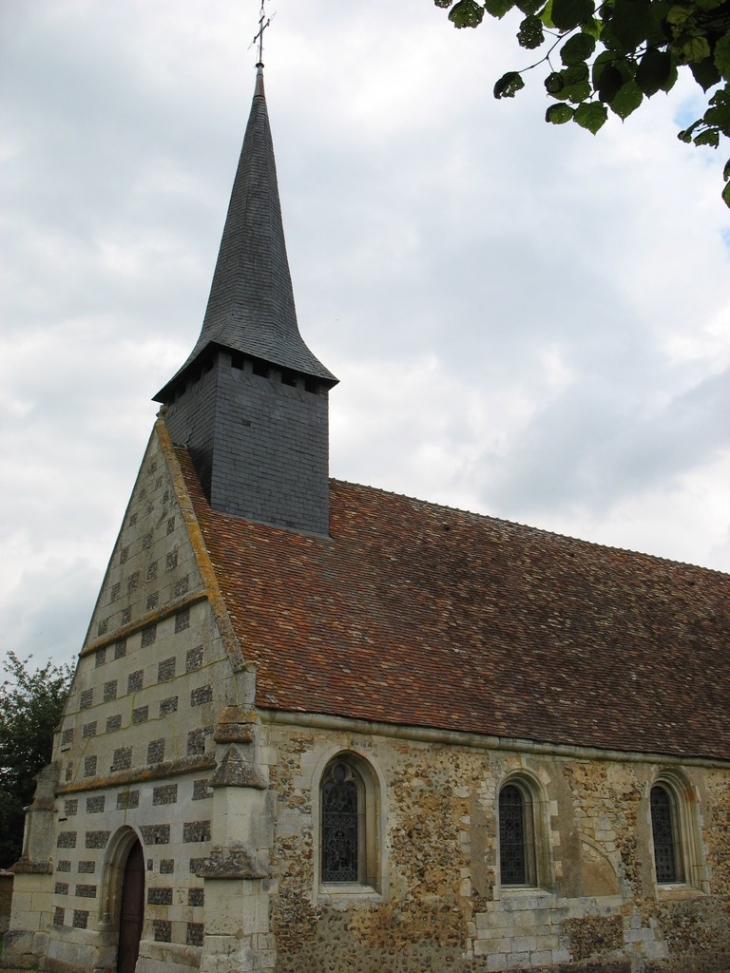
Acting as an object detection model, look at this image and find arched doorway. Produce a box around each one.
[117,839,144,973]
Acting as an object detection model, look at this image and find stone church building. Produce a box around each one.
[3,66,730,973]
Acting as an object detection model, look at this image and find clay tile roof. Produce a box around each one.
[178,448,730,762]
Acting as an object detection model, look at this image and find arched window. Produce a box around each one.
[650,783,682,884]
[319,753,380,890]
[498,780,538,887]
[321,760,364,883]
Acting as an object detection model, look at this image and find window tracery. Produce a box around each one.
[499,784,527,885]
[651,784,679,883]
[321,761,362,883]
[497,776,542,889]
[318,752,380,892]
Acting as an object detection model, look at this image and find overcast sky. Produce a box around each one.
[2,0,729,673]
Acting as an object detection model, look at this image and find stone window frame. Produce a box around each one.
[496,771,551,895]
[648,770,705,894]
[312,748,386,903]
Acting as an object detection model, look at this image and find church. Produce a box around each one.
[3,63,730,973]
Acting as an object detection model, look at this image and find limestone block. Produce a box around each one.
[475,911,498,931]
[199,843,267,881]
[199,935,261,973]
[209,773,269,849]
[45,934,99,972]
[0,929,36,967]
[516,909,537,929]
[202,879,241,936]
[9,910,41,933]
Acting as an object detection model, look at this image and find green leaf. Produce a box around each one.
[677,119,702,141]
[695,0,725,9]
[449,0,486,27]
[660,63,679,91]
[690,57,722,91]
[550,71,593,100]
[517,0,544,14]
[636,48,673,96]
[485,0,517,16]
[666,3,694,26]
[610,0,657,49]
[724,157,730,181]
[434,0,454,7]
[723,179,730,207]
[545,71,566,93]
[597,18,624,54]
[694,128,720,146]
[582,16,603,37]
[494,71,527,98]
[592,49,617,87]
[704,97,730,132]
[551,0,595,31]
[598,64,625,101]
[715,30,730,81]
[567,80,593,102]
[683,36,711,63]
[563,62,590,84]
[546,103,576,123]
[561,31,597,65]
[610,79,644,117]
[518,14,545,47]
[540,0,555,26]
[574,101,609,132]
[644,5,671,46]
[709,87,730,108]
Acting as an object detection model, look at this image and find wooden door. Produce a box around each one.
[117,840,144,973]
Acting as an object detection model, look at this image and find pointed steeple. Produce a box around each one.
[156,66,335,536]
[155,65,336,403]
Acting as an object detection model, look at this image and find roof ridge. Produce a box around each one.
[329,477,729,576]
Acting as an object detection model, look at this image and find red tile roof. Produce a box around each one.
[179,449,730,762]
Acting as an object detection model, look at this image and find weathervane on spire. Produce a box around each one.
[252,0,272,66]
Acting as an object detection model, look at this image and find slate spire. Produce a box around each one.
[156,66,335,535]
[156,64,336,401]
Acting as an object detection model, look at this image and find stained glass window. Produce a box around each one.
[651,785,678,883]
[499,784,527,885]
[321,762,361,883]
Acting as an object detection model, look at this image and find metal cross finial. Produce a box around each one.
[253,0,271,65]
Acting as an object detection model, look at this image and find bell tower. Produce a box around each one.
[154,65,337,535]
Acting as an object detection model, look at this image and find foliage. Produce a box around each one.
[434,0,730,206]
[0,653,72,868]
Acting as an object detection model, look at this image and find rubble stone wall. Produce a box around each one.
[263,723,730,973]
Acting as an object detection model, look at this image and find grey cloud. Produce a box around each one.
[1,0,728,668]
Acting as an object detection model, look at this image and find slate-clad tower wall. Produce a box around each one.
[163,351,330,533]
[156,66,336,536]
